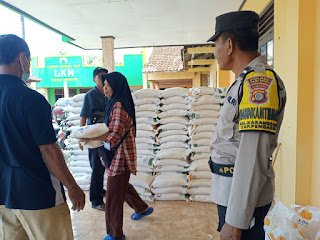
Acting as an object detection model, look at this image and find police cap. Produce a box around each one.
[207,11,259,42]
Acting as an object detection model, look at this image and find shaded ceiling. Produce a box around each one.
[1,0,243,49]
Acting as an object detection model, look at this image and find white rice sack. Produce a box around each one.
[72,94,85,102]
[158,116,189,125]
[154,165,189,173]
[158,130,187,139]
[69,155,89,162]
[157,123,187,132]
[158,103,189,111]
[135,104,156,112]
[189,87,217,98]
[65,138,79,145]
[189,124,216,135]
[153,159,189,167]
[192,153,211,161]
[69,160,90,168]
[70,101,83,107]
[189,194,212,203]
[68,107,82,114]
[137,156,155,167]
[136,149,157,156]
[152,173,187,188]
[71,123,109,139]
[154,193,188,201]
[156,148,189,160]
[161,96,190,105]
[136,111,158,118]
[78,184,90,191]
[136,137,155,145]
[132,89,160,99]
[136,143,158,150]
[136,123,155,132]
[192,95,222,105]
[136,117,158,125]
[136,130,155,138]
[190,110,219,119]
[191,132,213,140]
[80,140,104,149]
[191,146,211,155]
[66,144,80,150]
[188,179,211,187]
[139,194,154,202]
[189,117,219,126]
[189,160,210,171]
[137,166,153,173]
[66,126,78,133]
[74,175,91,185]
[190,103,221,112]
[187,187,211,195]
[133,186,153,197]
[158,142,188,150]
[188,171,212,180]
[189,139,211,148]
[157,135,189,144]
[158,109,189,118]
[151,186,188,194]
[160,87,189,98]
[66,114,81,121]
[129,173,155,189]
[69,166,92,173]
[134,97,160,105]
[70,149,89,155]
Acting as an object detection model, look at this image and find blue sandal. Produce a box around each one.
[131,207,154,220]
[103,234,125,240]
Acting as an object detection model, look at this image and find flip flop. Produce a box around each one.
[131,207,154,220]
[103,234,125,240]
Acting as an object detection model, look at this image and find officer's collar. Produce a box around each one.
[238,55,266,79]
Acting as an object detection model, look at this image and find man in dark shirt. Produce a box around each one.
[0,34,85,239]
[80,67,108,211]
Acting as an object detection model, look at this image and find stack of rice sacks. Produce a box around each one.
[62,94,92,190]
[151,87,190,201]
[130,89,160,201]
[187,87,227,202]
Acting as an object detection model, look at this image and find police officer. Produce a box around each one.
[207,11,286,240]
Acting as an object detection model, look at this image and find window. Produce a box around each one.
[54,89,64,101]
[258,1,274,69]
[80,88,91,94]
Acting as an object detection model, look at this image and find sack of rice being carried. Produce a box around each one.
[70,123,109,149]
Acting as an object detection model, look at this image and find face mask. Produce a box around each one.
[20,54,30,83]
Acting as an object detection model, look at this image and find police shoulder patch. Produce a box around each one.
[239,70,279,134]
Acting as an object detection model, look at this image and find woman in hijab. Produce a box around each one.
[81,72,153,240]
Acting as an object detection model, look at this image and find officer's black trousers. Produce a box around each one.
[217,203,272,240]
[89,148,106,206]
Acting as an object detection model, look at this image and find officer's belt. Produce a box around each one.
[208,157,273,177]
[208,157,234,177]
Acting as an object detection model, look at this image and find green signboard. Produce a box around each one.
[32,54,144,88]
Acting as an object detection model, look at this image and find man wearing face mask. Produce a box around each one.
[0,34,85,239]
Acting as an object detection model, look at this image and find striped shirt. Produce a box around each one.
[105,102,137,176]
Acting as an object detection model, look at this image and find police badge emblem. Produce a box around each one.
[246,75,274,105]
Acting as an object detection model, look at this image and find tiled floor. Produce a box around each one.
[68,191,220,240]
